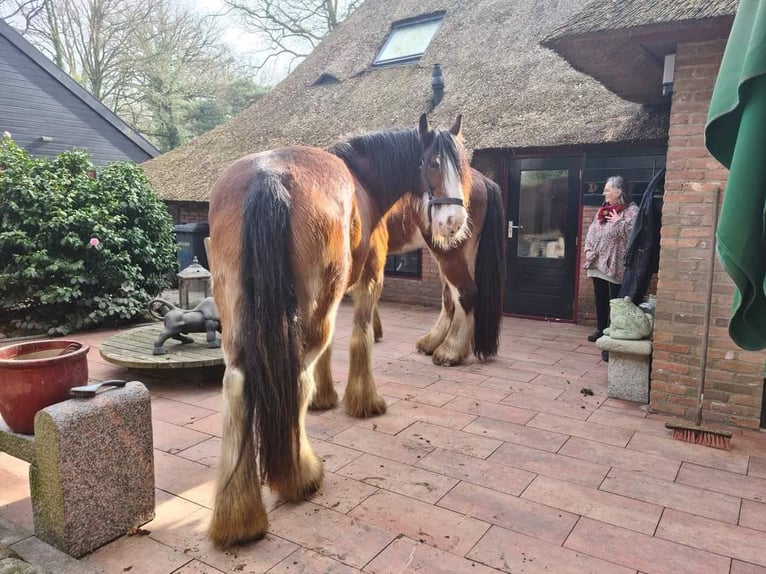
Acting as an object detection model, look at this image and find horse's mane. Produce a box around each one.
[327,128,423,196]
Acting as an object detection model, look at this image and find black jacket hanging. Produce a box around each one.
[619,168,665,305]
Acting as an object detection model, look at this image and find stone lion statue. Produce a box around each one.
[148,297,221,355]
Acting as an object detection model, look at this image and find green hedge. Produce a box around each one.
[0,133,177,335]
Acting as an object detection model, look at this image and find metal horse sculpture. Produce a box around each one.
[206,114,472,547]
[372,168,505,365]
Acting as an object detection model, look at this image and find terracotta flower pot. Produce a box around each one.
[0,340,89,434]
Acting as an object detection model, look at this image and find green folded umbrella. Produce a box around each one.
[705,0,766,351]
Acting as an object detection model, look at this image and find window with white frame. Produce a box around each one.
[373,13,444,66]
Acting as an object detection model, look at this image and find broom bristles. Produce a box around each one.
[665,423,732,450]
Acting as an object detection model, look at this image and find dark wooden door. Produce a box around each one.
[504,157,581,320]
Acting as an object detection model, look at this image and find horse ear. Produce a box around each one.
[449,114,463,137]
[419,113,431,137]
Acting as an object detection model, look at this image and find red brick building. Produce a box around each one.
[545,0,765,429]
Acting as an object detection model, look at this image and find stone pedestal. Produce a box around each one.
[29,381,155,557]
[596,336,652,403]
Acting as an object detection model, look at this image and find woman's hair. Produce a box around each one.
[606,175,631,205]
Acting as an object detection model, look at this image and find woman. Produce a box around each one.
[583,176,638,361]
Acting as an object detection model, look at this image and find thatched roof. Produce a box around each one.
[143,0,669,202]
[543,0,738,105]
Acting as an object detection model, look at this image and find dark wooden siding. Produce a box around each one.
[0,32,155,165]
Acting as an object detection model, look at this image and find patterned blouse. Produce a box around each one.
[583,203,639,283]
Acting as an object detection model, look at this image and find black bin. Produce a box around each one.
[173,222,210,272]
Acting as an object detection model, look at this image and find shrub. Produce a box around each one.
[0,133,177,335]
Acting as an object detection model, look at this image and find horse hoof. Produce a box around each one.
[309,391,338,411]
[152,347,167,355]
[432,353,463,367]
[344,393,387,418]
[208,341,221,348]
[416,342,435,356]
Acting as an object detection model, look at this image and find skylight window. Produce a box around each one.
[373,14,444,66]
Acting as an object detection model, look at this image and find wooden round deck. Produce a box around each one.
[99,324,224,369]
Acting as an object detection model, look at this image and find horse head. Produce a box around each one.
[418,113,472,249]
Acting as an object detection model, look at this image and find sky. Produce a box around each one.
[191,0,293,85]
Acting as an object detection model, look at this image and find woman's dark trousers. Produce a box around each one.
[593,278,622,332]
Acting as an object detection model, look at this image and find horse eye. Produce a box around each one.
[430,158,440,169]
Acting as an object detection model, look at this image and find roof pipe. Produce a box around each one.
[431,63,444,108]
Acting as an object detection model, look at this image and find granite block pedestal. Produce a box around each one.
[596,336,652,403]
[28,381,155,557]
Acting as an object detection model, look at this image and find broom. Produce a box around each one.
[665,187,732,450]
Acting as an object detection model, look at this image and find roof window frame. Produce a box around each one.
[372,12,445,67]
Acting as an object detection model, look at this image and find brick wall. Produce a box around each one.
[381,248,443,307]
[651,40,765,428]
[165,201,208,224]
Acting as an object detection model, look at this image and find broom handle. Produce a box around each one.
[696,187,721,426]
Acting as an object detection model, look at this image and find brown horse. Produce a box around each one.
[373,169,505,365]
[206,114,471,547]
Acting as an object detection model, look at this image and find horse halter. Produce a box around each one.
[421,157,465,225]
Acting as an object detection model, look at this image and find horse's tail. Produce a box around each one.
[473,177,506,359]
[238,174,302,486]
[148,298,179,321]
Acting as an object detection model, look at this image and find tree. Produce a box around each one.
[2,0,270,150]
[223,0,362,73]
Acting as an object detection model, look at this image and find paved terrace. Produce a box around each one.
[1,300,765,573]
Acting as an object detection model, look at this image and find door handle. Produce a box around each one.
[507,221,523,239]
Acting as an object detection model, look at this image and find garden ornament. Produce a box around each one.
[148,297,221,355]
[605,297,653,340]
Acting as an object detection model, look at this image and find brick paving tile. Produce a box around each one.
[349,411,416,435]
[330,426,434,465]
[467,524,635,574]
[416,448,535,496]
[386,401,477,430]
[601,467,741,524]
[442,395,536,425]
[150,397,217,426]
[349,490,489,556]
[337,453,458,503]
[268,548,360,573]
[740,499,766,532]
[750,455,766,478]
[481,376,564,398]
[269,502,396,568]
[176,436,221,467]
[376,381,456,406]
[565,517,731,573]
[521,475,662,535]
[172,559,227,573]
[310,471,378,513]
[397,421,503,458]
[526,412,635,447]
[677,462,766,502]
[153,450,218,508]
[600,397,650,415]
[559,436,681,481]
[311,438,364,472]
[496,349,561,365]
[472,364,539,383]
[464,416,568,452]
[426,379,509,402]
[305,411,355,440]
[153,419,211,455]
[656,508,766,567]
[731,560,766,574]
[501,392,595,421]
[184,412,223,436]
[366,536,499,574]
[587,408,672,436]
[627,432,750,474]
[81,533,193,573]
[489,441,609,487]
[528,373,588,391]
[508,359,592,379]
[438,481,578,545]
[149,506,299,573]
